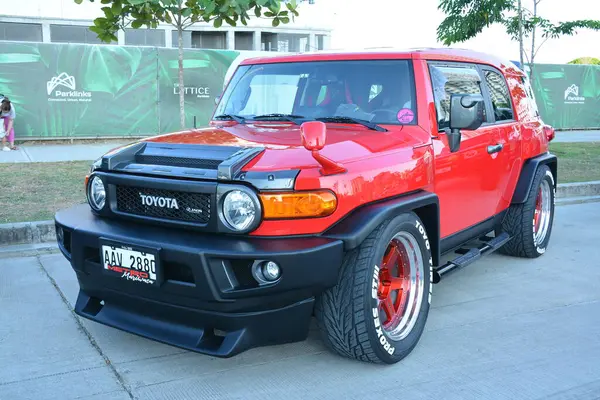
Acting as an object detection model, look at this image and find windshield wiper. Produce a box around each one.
[251,113,305,125]
[316,116,387,132]
[213,114,246,124]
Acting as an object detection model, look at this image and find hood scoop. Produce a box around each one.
[101,142,264,181]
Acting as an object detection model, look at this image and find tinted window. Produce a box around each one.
[125,29,165,47]
[484,70,514,121]
[172,31,192,48]
[429,64,485,130]
[234,32,253,50]
[51,25,103,44]
[215,60,417,125]
[522,75,540,117]
[0,22,43,42]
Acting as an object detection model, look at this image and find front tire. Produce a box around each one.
[315,212,433,364]
[499,164,555,258]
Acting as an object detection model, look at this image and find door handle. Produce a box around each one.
[487,143,503,154]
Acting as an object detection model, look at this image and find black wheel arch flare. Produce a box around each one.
[323,190,441,268]
[511,152,558,204]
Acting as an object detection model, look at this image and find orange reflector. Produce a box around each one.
[84,175,89,190]
[260,191,337,219]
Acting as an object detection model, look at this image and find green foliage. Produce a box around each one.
[437,0,600,62]
[505,15,600,41]
[568,57,600,65]
[74,0,299,43]
[437,0,515,45]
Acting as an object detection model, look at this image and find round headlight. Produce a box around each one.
[222,190,257,231]
[88,176,106,210]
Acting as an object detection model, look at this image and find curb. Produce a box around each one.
[0,220,56,247]
[1,181,600,248]
[555,180,600,198]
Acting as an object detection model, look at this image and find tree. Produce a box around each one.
[75,0,299,129]
[437,0,600,65]
[568,57,600,65]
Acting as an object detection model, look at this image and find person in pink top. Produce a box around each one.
[1,97,16,151]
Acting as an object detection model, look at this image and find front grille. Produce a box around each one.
[116,186,211,224]
[136,155,221,170]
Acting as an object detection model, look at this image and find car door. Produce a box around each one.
[478,65,523,215]
[428,62,505,238]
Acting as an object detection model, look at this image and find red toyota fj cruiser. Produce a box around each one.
[55,48,557,364]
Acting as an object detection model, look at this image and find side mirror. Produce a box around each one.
[447,94,485,152]
[300,121,347,176]
[214,94,221,105]
[300,121,327,151]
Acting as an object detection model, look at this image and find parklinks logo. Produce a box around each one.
[564,84,585,105]
[47,72,92,103]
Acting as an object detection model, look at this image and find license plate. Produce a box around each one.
[101,241,160,286]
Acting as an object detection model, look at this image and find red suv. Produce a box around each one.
[55,48,557,364]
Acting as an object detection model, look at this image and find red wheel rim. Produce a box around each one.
[533,187,543,234]
[532,179,552,246]
[378,242,410,329]
[377,232,425,340]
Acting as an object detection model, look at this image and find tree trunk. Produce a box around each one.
[178,27,185,130]
[517,0,524,68]
[531,0,538,64]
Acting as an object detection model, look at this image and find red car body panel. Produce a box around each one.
[54,48,557,361]
[142,49,550,239]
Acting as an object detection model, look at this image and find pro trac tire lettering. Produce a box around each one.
[371,270,396,356]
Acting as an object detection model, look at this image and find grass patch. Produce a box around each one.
[0,161,91,224]
[550,142,600,183]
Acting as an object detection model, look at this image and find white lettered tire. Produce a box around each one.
[315,212,433,364]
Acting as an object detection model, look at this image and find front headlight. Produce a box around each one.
[222,190,257,231]
[87,176,106,211]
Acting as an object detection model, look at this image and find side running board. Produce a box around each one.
[433,232,511,284]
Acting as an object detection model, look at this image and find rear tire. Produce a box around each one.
[499,165,555,258]
[315,212,433,364]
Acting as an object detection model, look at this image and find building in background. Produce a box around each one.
[0,0,331,52]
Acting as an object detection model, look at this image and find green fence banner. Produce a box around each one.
[0,42,239,138]
[528,63,600,130]
[1,42,599,137]
[156,48,238,134]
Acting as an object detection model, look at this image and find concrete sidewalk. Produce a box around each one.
[553,130,600,143]
[0,142,127,164]
[0,130,598,164]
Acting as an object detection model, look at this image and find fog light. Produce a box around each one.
[262,261,281,281]
[56,226,64,245]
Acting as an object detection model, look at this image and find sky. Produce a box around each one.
[5,0,600,64]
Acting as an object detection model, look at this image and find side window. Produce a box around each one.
[483,70,514,122]
[369,84,383,101]
[429,64,485,130]
[522,75,540,117]
[316,85,327,104]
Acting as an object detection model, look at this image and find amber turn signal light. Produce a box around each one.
[84,175,89,189]
[260,190,337,219]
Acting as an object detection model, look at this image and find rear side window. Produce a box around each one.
[483,70,514,122]
[521,75,540,117]
[429,64,485,131]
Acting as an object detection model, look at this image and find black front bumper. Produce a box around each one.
[55,204,344,357]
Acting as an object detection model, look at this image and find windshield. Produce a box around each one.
[214,59,417,126]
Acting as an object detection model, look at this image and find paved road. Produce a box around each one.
[1,202,600,400]
[554,130,600,143]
